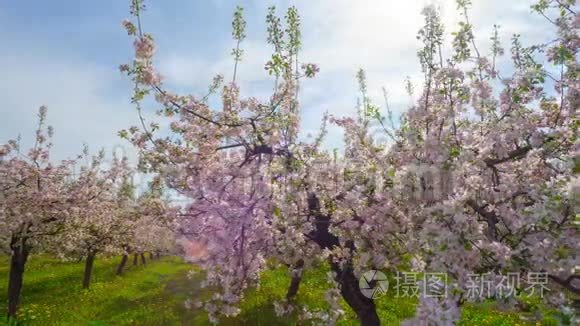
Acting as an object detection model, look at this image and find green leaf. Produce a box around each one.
[273,206,281,218]
[449,146,461,158]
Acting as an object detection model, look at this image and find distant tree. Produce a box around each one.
[55,154,133,288]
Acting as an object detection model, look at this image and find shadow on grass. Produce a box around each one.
[91,293,177,324]
[160,268,292,325]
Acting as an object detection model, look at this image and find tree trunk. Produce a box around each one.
[116,254,128,275]
[133,253,138,266]
[331,261,380,326]
[155,251,161,259]
[149,252,155,260]
[286,259,305,301]
[306,192,380,326]
[7,238,30,318]
[140,253,146,265]
[82,251,97,289]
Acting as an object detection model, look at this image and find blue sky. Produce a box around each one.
[0,0,552,168]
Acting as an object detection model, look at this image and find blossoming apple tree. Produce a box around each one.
[384,1,578,323]
[53,154,135,288]
[119,0,578,324]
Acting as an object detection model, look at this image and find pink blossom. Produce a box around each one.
[134,34,155,61]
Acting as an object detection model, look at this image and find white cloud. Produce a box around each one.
[159,38,279,102]
[0,53,145,163]
[159,0,550,106]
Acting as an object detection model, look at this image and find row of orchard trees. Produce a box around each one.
[0,107,177,318]
[120,0,577,324]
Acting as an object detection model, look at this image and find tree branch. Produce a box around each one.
[484,145,532,167]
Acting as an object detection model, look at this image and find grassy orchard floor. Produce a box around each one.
[0,255,565,325]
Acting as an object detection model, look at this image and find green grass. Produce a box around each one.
[0,255,193,325]
[0,255,565,325]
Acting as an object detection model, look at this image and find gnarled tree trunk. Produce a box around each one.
[82,250,97,289]
[7,235,31,318]
[140,253,146,265]
[133,253,138,266]
[331,261,380,326]
[307,193,380,326]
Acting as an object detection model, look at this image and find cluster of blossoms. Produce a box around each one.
[119,0,578,325]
